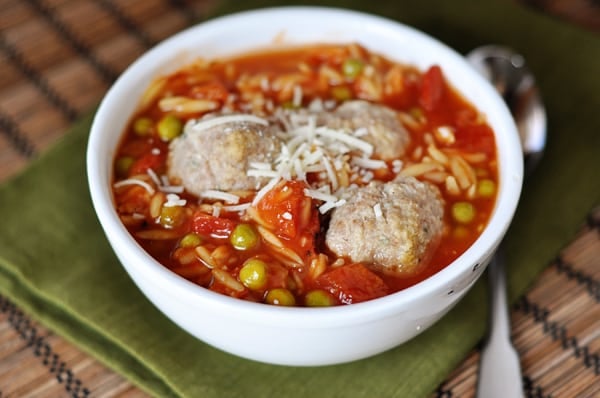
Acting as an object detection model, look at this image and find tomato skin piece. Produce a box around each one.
[317,263,389,304]
[256,180,310,239]
[191,213,237,239]
[419,65,445,112]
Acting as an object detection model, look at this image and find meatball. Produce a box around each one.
[167,114,282,195]
[326,100,411,160]
[325,176,444,275]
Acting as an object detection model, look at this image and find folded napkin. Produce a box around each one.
[1,0,598,397]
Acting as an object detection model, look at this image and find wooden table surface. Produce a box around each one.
[1,1,598,397]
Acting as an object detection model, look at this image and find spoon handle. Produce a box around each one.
[476,247,524,398]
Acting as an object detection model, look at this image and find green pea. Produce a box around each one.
[115,156,134,177]
[452,202,476,224]
[133,117,153,136]
[157,114,182,141]
[179,233,202,248]
[239,258,268,290]
[331,86,352,102]
[265,288,296,306]
[477,179,496,198]
[342,58,364,78]
[230,223,259,250]
[305,290,335,307]
[159,205,185,228]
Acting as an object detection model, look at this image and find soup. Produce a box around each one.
[112,44,497,306]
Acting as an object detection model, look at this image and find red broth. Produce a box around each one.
[112,44,498,306]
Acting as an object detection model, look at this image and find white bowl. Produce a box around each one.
[87,6,523,366]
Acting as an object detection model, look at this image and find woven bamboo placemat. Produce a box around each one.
[1,1,599,397]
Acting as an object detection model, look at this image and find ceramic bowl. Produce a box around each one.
[87,6,523,366]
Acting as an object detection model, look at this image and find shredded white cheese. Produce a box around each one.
[249,161,273,170]
[435,125,456,144]
[146,169,184,194]
[252,177,281,206]
[221,203,252,213]
[146,168,161,186]
[323,100,337,110]
[322,157,338,191]
[308,98,324,112]
[373,203,383,219]
[187,114,269,135]
[313,126,374,156]
[392,159,403,173]
[164,193,186,207]
[200,190,240,204]
[160,185,184,194]
[260,77,270,92]
[303,188,337,203]
[318,199,346,214]
[351,156,387,170]
[113,179,155,195]
[292,85,303,107]
[247,169,280,178]
[353,127,368,137]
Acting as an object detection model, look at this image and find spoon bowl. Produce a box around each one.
[467,45,548,397]
[468,45,547,173]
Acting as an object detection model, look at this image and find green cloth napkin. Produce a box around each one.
[1,0,599,397]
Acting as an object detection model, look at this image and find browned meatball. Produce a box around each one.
[279,100,410,160]
[325,176,444,275]
[167,114,282,195]
[327,100,411,160]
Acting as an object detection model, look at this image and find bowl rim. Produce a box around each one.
[87,5,523,327]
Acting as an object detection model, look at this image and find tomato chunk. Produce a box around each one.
[256,180,315,240]
[419,65,445,112]
[317,263,389,304]
[192,213,237,239]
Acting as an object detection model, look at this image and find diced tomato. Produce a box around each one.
[419,65,445,112]
[128,152,165,176]
[455,124,497,154]
[317,263,389,304]
[256,180,317,240]
[191,213,237,239]
[119,137,154,158]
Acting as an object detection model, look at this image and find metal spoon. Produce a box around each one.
[467,45,547,398]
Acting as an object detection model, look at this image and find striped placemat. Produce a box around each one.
[1,1,599,397]
[0,0,215,181]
